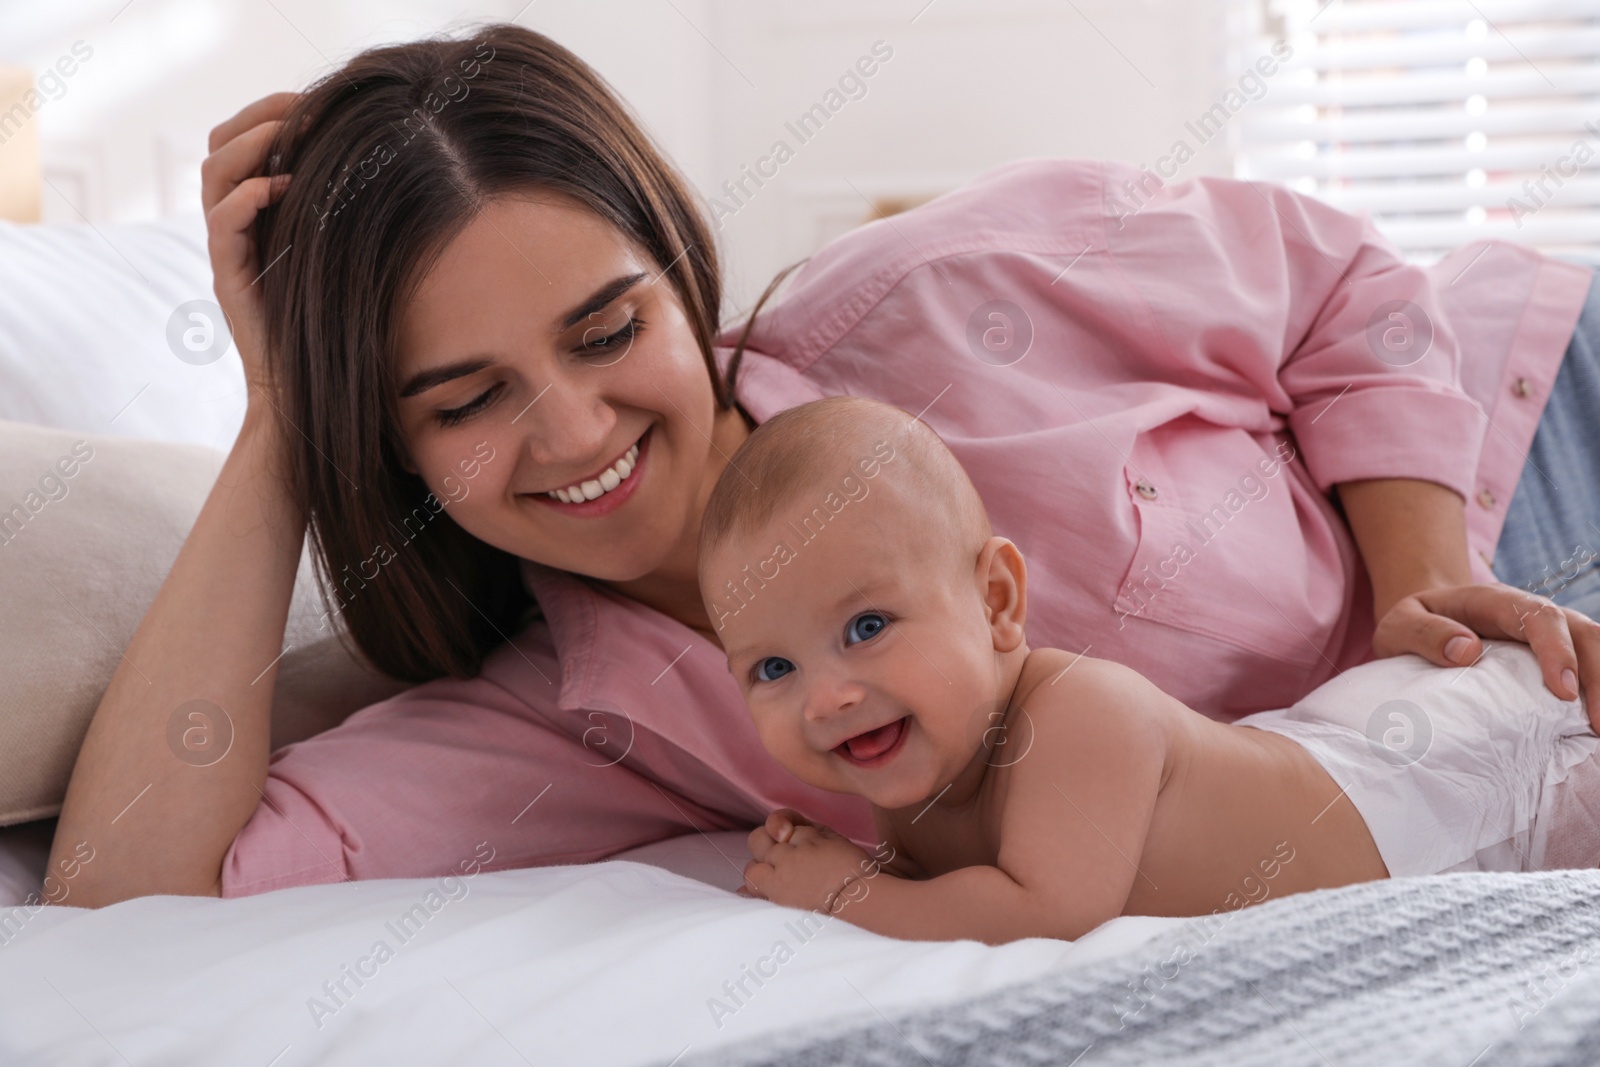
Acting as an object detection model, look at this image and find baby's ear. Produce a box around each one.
[976,536,1027,653]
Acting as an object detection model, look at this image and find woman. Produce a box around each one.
[50,25,1600,905]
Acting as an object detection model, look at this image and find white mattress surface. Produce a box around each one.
[0,831,1179,1065]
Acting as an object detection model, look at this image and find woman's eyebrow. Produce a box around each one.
[399,272,651,399]
[560,271,648,330]
[400,357,494,399]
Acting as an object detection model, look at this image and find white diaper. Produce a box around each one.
[1234,641,1600,878]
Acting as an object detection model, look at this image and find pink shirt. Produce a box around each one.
[222,159,1591,897]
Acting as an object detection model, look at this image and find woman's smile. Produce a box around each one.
[526,424,653,518]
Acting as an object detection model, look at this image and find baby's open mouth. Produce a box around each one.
[835,716,910,767]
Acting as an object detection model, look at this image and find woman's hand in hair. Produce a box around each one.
[200,91,299,400]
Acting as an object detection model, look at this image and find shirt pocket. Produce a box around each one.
[1111,421,1334,672]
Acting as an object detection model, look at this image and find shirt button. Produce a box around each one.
[1512,377,1532,398]
[1135,480,1158,500]
[1477,488,1496,509]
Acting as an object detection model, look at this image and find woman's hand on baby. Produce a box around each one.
[1374,583,1600,731]
[741,812,880,912]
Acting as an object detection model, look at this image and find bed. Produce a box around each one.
[1,829,1597,1065]
[2,165,1597,1067]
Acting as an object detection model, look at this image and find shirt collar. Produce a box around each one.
[714,342,829,422]
[518,558,599,712]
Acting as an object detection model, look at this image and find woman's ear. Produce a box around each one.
[976,536,1027,653]
[400,451,419,476]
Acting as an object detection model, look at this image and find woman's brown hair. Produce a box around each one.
[253,23,743,682]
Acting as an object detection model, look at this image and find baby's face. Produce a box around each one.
[703,484,1007,812]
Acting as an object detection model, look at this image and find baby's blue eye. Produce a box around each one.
[846,612,887,645]
[754,656,795,683]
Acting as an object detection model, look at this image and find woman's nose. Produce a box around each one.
[517,378,615,469]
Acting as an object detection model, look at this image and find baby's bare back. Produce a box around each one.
[1123,690,1390,918]
[882,650,1392,934]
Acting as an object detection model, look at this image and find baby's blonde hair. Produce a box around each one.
[697,395,993,573]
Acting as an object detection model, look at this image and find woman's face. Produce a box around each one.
[394,192,734,584]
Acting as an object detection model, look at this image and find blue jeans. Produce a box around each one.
[1492,266,1600,620]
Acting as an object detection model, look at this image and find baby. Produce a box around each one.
[696,395,1600,944]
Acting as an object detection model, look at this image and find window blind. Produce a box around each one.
[1231,0,1600,262]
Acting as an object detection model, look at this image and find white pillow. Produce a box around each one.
[0,417,409,827]
[0,213,246,451]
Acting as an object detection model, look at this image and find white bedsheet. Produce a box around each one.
[0,831,1179,1066]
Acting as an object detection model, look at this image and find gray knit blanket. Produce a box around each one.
[689,869,1600,1066]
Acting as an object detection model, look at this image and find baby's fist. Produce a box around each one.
[743,813,877,913]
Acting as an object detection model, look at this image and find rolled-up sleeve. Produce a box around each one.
[1107,164,1487,499]
[220,621,736,898]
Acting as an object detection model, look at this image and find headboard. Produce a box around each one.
[0,66,41,223]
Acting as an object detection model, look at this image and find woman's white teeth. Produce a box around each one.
[549,443,639,502]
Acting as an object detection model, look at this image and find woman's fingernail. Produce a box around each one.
[1444,636,1471,663]
[1563,668,1579,696]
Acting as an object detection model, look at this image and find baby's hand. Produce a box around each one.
[742,810,880,913]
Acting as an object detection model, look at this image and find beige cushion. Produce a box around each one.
[0,417,409,825]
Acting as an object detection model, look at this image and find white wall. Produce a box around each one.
[703,0,1234,310]
[1,0,1232,309]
